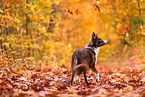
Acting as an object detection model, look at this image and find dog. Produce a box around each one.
[71,32,108,85]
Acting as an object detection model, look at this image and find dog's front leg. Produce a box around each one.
[96,72,99,83]
[91,66,99,82]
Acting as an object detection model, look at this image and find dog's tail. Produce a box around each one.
[74,64,89,75]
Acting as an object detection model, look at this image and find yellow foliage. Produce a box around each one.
[3,43,9,48]
[0,0,145,67]
[0,9,3,13]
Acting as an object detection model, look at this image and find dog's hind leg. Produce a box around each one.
[71,71,75,85]
[83,71,89,85]
[91,66,99,83]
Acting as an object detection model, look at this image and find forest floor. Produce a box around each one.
[0,55,145,97]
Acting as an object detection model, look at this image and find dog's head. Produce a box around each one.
[88,32,108,48]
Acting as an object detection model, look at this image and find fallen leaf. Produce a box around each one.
[64,9,73,15]
[140,90,145,97]
[92,2,101,12]
[140,77,145,82]
[76,9,79,15]
[124,85,133,92]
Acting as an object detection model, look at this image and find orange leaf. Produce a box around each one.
[64,9,73,15]
[76,9,79,15]
[119,24,132,34]
[124,85,133,92]
[92,3,101,12]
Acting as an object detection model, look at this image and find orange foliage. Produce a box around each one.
[119,24,132,35]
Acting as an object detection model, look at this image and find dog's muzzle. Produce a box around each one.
[104,40,108,45]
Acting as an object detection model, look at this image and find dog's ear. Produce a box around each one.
[96,33,98,38]
[92,32,96,40]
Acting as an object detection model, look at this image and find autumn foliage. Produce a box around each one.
[0,0,145,96]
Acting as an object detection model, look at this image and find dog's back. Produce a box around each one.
[72,48,95,75]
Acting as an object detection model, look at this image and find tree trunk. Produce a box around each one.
[137,0,143,25]
[26,0,29,36]
[2,0,8,35]
[47,3,58,33]
[26,0,34,57]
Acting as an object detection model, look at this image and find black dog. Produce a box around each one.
[71,32,108,85]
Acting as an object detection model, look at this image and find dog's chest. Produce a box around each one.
[85,47,100,64]
[94,48,100,64]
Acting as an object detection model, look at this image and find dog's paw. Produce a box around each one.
[96,73,99,83]
[77,75,80,83]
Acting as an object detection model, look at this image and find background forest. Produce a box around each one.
[0,0,145,67]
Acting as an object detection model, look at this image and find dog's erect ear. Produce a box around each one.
[96,33,98,38]
[92,32,96,40]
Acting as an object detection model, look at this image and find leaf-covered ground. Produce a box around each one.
[0,56,145,97]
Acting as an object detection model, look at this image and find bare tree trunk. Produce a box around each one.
[26,0,34,57]
[0,24,3,53]
[25,0,30,56]
[137,0,141,16]
[26,0,29,36]
[47,3,58,33]
[1,0,9,56]
[29,28,34,57]
[2,0,8,35]
[0,10,3,52]
[17,27,23,59]
[137,0,143,25]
